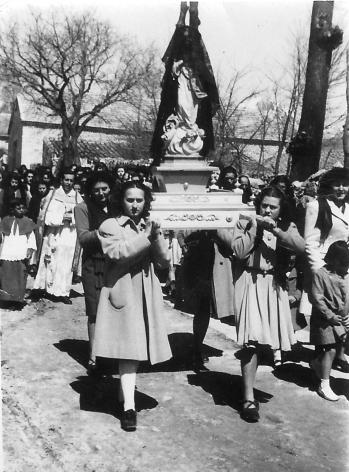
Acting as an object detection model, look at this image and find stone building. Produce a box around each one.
[7,95,138,169]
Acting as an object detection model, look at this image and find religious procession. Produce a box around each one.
[1,1,349,471]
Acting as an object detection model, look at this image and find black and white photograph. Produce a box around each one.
[1,0,349,470]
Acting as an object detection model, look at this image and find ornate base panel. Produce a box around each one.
[150,192,255,229]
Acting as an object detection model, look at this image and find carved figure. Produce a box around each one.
[151,2,219,165]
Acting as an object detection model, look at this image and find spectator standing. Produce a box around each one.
[0,199,36,307]
[309,241,349,401]
[304,167,349,372]
[2,172,27,217]
[27,181,50,223]
[74,171,114,374]
[217,166,238,191]
[238,175,253,204]
[32,168,83,304]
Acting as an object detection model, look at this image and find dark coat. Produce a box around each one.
[74,201,109,320]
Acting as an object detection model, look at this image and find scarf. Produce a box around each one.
[0,215,36,236]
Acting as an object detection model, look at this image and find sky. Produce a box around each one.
[1,0,349,134]
[3,0,349,84]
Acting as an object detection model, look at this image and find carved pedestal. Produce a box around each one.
[151,191,255,230]
[151,157,216,194]
[150,157,255,229]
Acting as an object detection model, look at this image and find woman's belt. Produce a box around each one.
[244,267,274,276]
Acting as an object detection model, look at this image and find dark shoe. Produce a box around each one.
[332,358,349,373]
[87,360,100,377]
[121,409,137,432]
[240,400,260,422]
[192,353,209,372]
[61,296,72,305]
[30,289,45,301]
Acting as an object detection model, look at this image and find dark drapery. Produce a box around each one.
[151,25,220,166]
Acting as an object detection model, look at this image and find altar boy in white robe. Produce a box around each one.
[32,168,83,304]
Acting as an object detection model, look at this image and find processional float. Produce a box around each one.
[150,2,254,229]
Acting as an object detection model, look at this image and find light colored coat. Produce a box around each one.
[304,200,349,272]
[92,216,172,365]
[211,242,234,319]
[222,219,304,350]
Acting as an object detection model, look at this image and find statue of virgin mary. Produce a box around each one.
[151,2,220,165]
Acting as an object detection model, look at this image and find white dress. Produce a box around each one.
[33,187,82,297]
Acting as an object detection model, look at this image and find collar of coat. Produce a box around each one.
[53,186,80,204]
[117,215,146,232]
[328,200,349,225]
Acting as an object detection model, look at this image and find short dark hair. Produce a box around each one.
[60,167,75,180]
[324,240,349,266]
[9,197,26,210]
[84,171,115,198]
[109,180,153,219]
[318,167,349,197]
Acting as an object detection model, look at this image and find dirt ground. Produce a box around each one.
[1,281,349,472]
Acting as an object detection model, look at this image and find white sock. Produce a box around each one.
[119,360,138,411]
[320,379,330,388]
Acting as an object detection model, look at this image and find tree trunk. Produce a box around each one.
[61,120,80,167]
[289,1,342,180]
[344,48,349,168]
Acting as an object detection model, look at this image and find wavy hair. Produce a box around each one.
[109,180,153,219]
[315,167,349,242]
[84,171,115,199]
[254,185,293,226]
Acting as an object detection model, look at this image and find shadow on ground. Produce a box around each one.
[187,370,273,413]
[54,339,119,374]
[70,289,84,299]
[54,332,223,374]
[70,376,158,419]
[273,362,349,399]
[272,363,317,391]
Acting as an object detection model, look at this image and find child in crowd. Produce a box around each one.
[310,241,349,401]
[0,198,36,307]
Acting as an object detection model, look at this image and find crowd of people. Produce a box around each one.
[0,159,348,431]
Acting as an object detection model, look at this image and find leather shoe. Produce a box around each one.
[240,400,260,422]
[121,409,137,432]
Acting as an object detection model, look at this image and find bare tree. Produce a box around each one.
[256,100,274,176]
[213,69,260,169]
[289,1,343,180]
[0,11,153,165]
[270,34,307,175]
[121,47,163,160]
[344,48,349,168]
